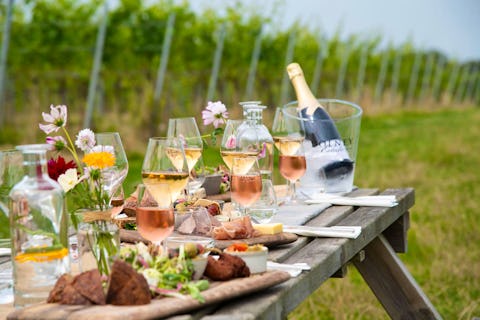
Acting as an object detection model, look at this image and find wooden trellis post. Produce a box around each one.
[405,50,422,106]
[335,42,351,99]
[431,55,446,102]
[311,35,328,96]
[207,22,226,103]
[245,25,263,100]
[0,0,14,128]
[374,46,390,105]
[279,31,297,106]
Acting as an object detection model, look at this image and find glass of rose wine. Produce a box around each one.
[277,137,307,204]
[167,117,204,194]
[141,137,190,204]
[135,184,174,256]
[230,156,263,216]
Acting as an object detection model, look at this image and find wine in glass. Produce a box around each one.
[230,156,262,216]
[135,184,174,256]
[167,117,204,194]
[94,132,129,205]
[220,119,260,171]
[278,138,307,204]
[141,137,189,204]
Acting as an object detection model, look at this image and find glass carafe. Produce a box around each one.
[238,101,274,180]
[9,144,69,308]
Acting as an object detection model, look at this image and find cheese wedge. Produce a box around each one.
[253,223,283,235]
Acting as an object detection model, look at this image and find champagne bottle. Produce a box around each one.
[286,62,353,179]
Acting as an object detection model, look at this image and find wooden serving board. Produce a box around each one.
[120,229,298,249]
[7,270,290,320]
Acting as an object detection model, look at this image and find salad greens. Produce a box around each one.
[119,243,209,302]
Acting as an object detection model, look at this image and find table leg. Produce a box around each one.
[353,235,442,320]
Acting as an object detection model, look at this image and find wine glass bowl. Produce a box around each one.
[277,137,306,204]
[141,137,189,204]
[135,184,174,256]
[94,132,129,201]
[167,117,204,194]
[230,156,262,215]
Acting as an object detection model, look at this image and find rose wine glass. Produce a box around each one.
[230,156,262,216]
[135,184,174,256]
[277,137,307,204]
[141,137,189,204]
[167,117,204,194]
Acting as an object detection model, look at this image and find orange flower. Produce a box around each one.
[82,151,115,169]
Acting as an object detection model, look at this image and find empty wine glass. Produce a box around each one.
[0,149,23,304]
[136,184,174,257]
[0,149,23,241]
[167,117,204,195]
[141,137,189,204]
[277,137,307,204]
[230,156,262,216]
[94,132,129,204]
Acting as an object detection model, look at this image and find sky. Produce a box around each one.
[188,0,480,62]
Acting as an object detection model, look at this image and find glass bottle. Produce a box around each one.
[238,101,274,180]
[9,144,69,308]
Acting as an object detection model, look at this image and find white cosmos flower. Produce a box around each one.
[202,101,229,128]
[75,128,96,152]
[57,168,79,192]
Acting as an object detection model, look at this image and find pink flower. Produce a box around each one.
[225,134,236,149]
[46,136,67,151]
[39,104,68,134]
[75,128,96,152]
[202,101,228,128]
[258,142,267,159]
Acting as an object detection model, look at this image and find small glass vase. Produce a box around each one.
[76,209,120,276]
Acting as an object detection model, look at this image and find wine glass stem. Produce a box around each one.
[288,180,297,201]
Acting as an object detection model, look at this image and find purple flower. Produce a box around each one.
[46,136,67,151]
[258,142,267,159]
[75,128,96,152]
[39,104,68,134]
[202,101,229,128]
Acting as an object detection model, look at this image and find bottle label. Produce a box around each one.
[317,139,348,154]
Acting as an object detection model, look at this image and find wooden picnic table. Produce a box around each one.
[1,187,442,320]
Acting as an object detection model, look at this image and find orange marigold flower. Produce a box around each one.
[82,151,115,169]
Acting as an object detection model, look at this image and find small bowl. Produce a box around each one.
[190,256,208,280]
[224,245,268,274]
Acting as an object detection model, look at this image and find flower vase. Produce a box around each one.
[76,209,120,276]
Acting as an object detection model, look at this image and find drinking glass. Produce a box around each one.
[136,184,174,256]
[187,154,206,195]
[0,149,23,241]
[220,119,244,171]
[141,137,189,204]
[95,132,129,204]
[230,156,262,216]
[167,117,204,194]
[277,138,307,204]
[247,179,278,224]
[0,149,23,304]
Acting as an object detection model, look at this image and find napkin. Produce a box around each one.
[270,203,331,226]
[304,194,398,207]
[267,261,311,277]
[283,225,362,239]
[0,248,11,257]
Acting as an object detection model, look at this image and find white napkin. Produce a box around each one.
[267,261,311,277]
[0,248,11,257]
[270,203,331,226]
[283,225,362,239]
[304,194,398,207]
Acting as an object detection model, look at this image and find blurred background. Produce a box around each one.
[0,0,478,151]
[1,0,479,318]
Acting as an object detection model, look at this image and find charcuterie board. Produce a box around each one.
[120,229,298,249]
[7,270,290,320]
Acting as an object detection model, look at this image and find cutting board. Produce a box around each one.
[120,229,298,249]
[7,270,290,320]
